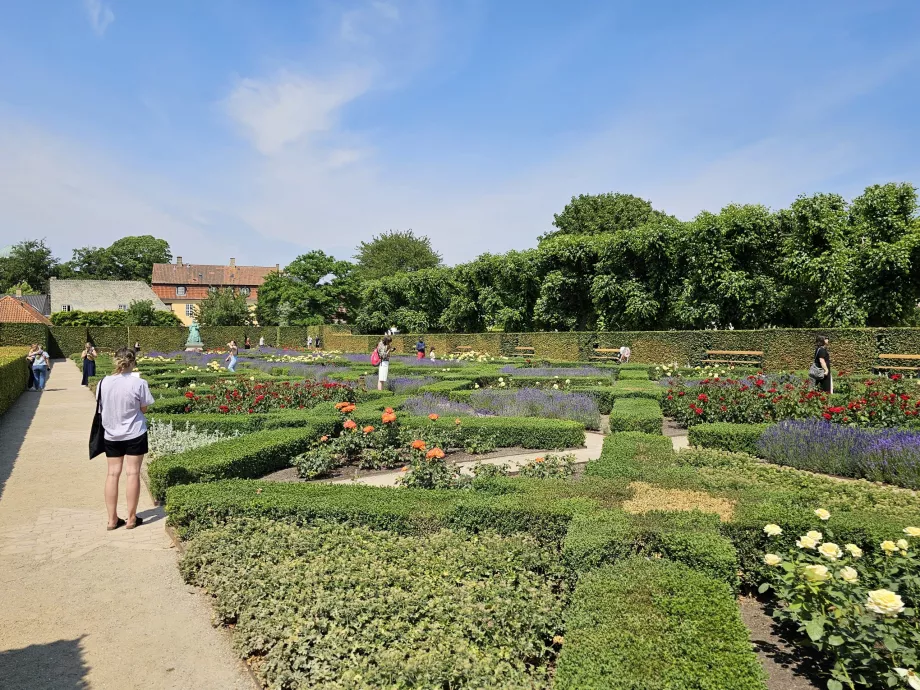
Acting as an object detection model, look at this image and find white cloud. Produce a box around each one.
[224,71,371,155]
[83,0,115,37]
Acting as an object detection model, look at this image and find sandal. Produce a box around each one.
[107,518,126,531]
[125,516,144,530]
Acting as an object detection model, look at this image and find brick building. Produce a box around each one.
[151,258,279,325]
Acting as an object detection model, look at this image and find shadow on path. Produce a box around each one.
[0,636,90,690]
[0,383,42,503]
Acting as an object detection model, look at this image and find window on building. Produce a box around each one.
[176,286,186,296]
[185,304,195,317]
[239,287,251,296]
[61,304,72,312]
[118,304,128,311]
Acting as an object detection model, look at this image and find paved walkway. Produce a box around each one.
[329,431,607,487]
[0,360,253,690]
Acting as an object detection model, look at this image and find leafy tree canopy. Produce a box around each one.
[50,301,180,327]
[543,192,674,241]
[0,239,60,293]
[354,230,442,280]
[62,235,171,283]
[195,288,254,327]
[256,251,359,326]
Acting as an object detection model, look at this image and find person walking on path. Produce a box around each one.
[226,340,239,372]
[376,336,393,391]
[813,335,833,394]
[25,343,40,391]
[416,338,426,361]
[31,346,51,391]
[259,335,265,347]
[134,341,141,355]
[98,348,155,530]
[81,342,97,386]
[307,335,313,349]
[244,336,251,350]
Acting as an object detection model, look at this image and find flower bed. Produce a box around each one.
[182,378,354,414]
[181,519,567,690]
[467,388,601,430]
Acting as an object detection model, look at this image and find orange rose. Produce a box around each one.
[384,407,394,414]
[454,418,462,425]
[428,413,439,421]
[320,435,329,442]
[334,401,348,411]
[411,439,427,451]
[400,466,409,472]
[382,412,397,424]
[426,447,445,460]
[343,419,357,430]
[363,426,375,434]
[534,457,545,464]
[340,403,356,414]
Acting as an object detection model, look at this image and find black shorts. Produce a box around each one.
[104,432,149,458]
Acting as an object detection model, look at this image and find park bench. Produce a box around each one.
[590,348,621,362]
[701,350,763,367]
[452,345,473,355]
[875,354,920,373]
[514,346,535,356]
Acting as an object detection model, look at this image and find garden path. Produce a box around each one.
[328,430,607,488]
[0,360,254,690]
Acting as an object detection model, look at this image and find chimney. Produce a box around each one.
[275,263,280,272]
[229,258,236,267]
[15,288,22,297]
[176,256,183,266]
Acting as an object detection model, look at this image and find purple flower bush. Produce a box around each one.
[470,388,601,430]
[365,376,438,394]
[402,393,475,417]
[500,365,611,378]
[758,419,920,489]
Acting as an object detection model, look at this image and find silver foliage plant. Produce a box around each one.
[148,420,239,459]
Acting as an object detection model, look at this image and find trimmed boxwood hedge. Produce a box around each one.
[687,422,772,454]
[554,558,767,690]
[0,347,29,416]
[607,398,663,434]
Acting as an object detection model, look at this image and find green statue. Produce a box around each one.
[186,321,204,350]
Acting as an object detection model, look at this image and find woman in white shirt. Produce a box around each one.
[98,348,155,530]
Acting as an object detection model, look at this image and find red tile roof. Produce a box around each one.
[151,263,277,286]
[0,296,53,324]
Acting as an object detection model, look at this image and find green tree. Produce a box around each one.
[125,300,181,326]
[256,251,359,326]
[0,239,60,292]
[543,192,673,241]
[64,236,171,283]
[354,230,442,280]
[195,288,254,326]
[5,280,38,295]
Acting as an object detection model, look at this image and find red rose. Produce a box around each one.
[822,413,832,420]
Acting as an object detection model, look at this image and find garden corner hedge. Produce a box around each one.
[607,398,663,434]
[0,347,29,417]
[554,558,767,690]
[687,422,772,454]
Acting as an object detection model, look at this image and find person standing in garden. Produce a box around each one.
[376,336,393,391]
[226,340,239,372]
[31,345,51,391]
[416,338,426,360]
[814,335,832,393]
[97,347,155,530]
[134,341,141,355]
[244,336,251,350]
[25,343,40,391]
[259,335,265,347]
[81,342,97,386]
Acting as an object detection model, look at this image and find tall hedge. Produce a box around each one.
[0,324,48,348]
[49,327,86,357]
[0,347,29,416]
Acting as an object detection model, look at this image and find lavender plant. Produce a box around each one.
[403,394,475,417]
[470,389,601,430]
[501,365,612,378]
[758,420,920,489]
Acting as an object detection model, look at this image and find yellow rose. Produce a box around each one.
[763,554,782,566]
[802,564,830,583]
[881,540,899,554]
[866,589,905,616]
[796,535,818,550]
[839,566,858,584]
[814,508,831,521]
[763,524,782,537]
[845,543,863,559]
[806,530,823,542]
[897,539,909,551]
[904,526,920,538]
[818,542,842,561]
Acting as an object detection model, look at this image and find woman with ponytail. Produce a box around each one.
[97,347,155,530]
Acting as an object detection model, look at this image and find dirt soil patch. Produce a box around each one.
[622,481,735,521]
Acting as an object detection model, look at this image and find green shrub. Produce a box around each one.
[554,559,767,690]
[617,369,649,380]
[607,398,663,434]
[585,432,675,481]
[181,520,566,690]
[0,347,29,416]
[417,379,474,393]
[148,427,316,501]
[687,422,772,454]
[0,324,48,349]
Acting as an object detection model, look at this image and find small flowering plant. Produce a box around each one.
[760,509,920,689]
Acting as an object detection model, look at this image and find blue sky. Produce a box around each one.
[1,0,919,267]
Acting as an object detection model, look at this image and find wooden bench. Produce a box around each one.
[701,350,763,367]
[875,354,920,373]
[590,348,621,361]
[514,346,535,356]
[452,345,473,355]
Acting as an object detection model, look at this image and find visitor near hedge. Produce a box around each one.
[244,336,251,350]
[376,336,393,391]
[226,340,238,372]
[307,335,313,348]
[429,347,436,361]
[98,348,154,530]
[618,345,631,363]
[259,335,265,347]
[25,343,40,391]
[813,335,832,394]
[416,338,426,360]
[31,345,51,391]
[81,342,97,387]
[134,341,141,355]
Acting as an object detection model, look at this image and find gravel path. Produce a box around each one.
[0,360,254,690]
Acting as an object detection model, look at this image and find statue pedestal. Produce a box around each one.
[185,339,205,352]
